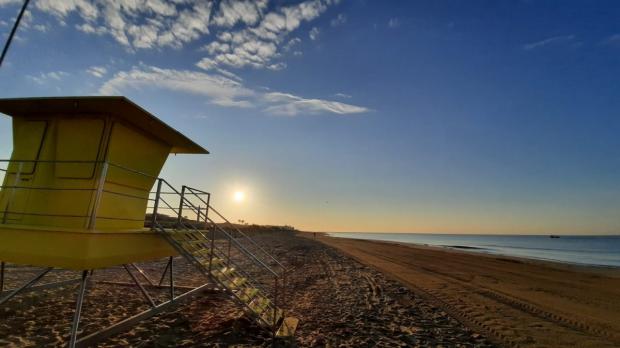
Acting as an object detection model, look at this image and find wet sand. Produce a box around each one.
[316,233,620,348]
[0,231,494,347]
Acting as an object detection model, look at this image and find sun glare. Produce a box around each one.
[234,191,245,203]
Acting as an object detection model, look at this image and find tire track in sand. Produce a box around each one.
[333,243,619,348]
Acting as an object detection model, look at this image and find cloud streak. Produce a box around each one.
[99,65,369,116]
[99,65,255,108]
[330,13,346,27]
[602,34,620,46]
[27,71,69,84]
[523,35,575,50]
[86,66,107,78]
[309,27,320,40]
[263,92,367,116]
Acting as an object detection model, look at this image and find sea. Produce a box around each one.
[326,233,620,267]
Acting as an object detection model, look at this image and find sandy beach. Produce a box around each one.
[0,230,618,347]
[317,233,620,348]
[0,230,492,347]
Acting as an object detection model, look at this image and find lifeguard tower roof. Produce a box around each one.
[0,96,208,154]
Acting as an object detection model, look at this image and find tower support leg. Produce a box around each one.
[123,265,156,308]
[131,264,155,286]
[169,256,174,301]
[68,270,89,348]
[158,257,171,286]
[0,261,5,293]
[0,267,52,305]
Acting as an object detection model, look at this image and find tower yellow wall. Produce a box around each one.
[0,116,170,230]
[96,121,170,230]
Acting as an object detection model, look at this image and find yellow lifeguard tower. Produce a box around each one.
[0,97,293,347]
[0,96,206,270]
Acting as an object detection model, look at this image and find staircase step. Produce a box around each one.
[212,267,236,280]
[177,240,208,250]
[196,257,223,268]
[261,307,284,327]
[180,239,210,246]
[157,224,294,335]
[238,287,259,303]
[249,296,271,315]
[215,266,235,275]
[224,277,246,289]
[214,265,235,273]
[276,317,299,338]
[171,230,199,237]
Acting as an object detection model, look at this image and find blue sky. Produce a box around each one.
[1,0,619,234]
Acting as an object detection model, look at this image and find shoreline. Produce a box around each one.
[311,231,620,347]
[323,232,620,270]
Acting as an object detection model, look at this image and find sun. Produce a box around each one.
[233,191,245,203]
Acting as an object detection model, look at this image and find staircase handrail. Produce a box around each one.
[155,179,279,277]
[151,218,272,296]
[184,186,288,274]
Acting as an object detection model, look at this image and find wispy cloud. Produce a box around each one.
[1,0,341,71]
[204,0,338,70]
[211,0,268,28]
[523,35,575,51]
[100,65,256,108]
[86,66,107,78]
[263,92,368,116]
[388,18,400,28]
[99,64,369,116]
[334,93,352,98]
[27,71,69,84]
[283,37,301,52]
[601,34,620,46]
[1,7,51,33]
[309,27,320,41]
[330,13,347,27]
[0,0,22,7]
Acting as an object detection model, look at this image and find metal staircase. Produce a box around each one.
[0,158,297,346]
[148,179,294,336]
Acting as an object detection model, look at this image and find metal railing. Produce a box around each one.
[186,186,287,275]
[0,159,155,228]
[148,178,288,329]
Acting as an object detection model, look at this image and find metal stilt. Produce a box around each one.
[68,270,89,348]
[169,256,174,301]
[0,267,52,305]
[158,257,171,286]
[131,263,155,286]
[0,261,4,293]
[123,265,156,307]
[76,282,216,347]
